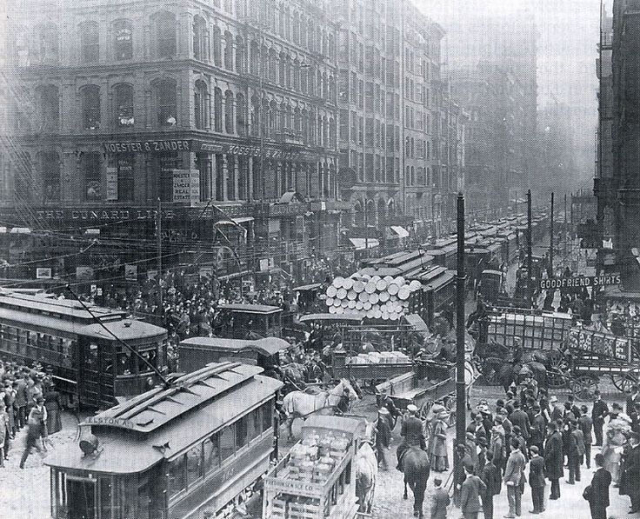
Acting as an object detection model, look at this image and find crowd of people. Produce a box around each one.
[375,377,640,519]
[0,358,62,469]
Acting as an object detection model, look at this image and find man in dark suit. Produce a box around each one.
[544,421,563,500]
[568,419,585,484]
[480,450,501,519]
[508,401,531,442]
[623,431,640,514]
[591,390,608,446]
[530,404,546,454]
[588,453,611,519]
[626,384,640,416]
[528,445,546,514]
[396,404,425,469]
[579,405,593,468]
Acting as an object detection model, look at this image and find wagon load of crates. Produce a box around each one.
[345,351,410,365]
[263,416,362,519]
[324,274,422,321]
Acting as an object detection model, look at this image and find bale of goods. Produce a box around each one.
[324,273,421,320]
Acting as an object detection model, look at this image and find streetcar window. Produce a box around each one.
[219,425,235,462]
[86,343,99,370]
[116,351,134,375]
[186,443,203,486]
[203,432,220,473]
[138,349,157,373]
[262,402,273,432]
[99,477,113,518]
[167,455,186,499]
[248,408,260,441]
[235,415,248,449]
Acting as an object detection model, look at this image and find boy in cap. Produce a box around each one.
[430,477,450,519]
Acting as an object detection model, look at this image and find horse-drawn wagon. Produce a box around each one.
[263,415,364,519]
[560,327,640,399]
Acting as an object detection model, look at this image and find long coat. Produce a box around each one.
[528,456,546,488]
[544,431,564,480]
[481,461,502,497]
[509,409,531,439]
[589,467,611,509]
[460,475,486,514]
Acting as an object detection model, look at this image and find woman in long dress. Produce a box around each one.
[602,414,631,484]
[430,411,449,472]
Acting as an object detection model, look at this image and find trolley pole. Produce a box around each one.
[454,192,466,502]
[527,190,533,307]
[550,192,554,277]
[157,198,163,319]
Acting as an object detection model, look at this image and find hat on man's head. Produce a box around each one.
[549,395,558,403]
[407,404,418,414]
[378,407,390,415]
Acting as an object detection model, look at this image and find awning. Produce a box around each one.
[391,226,410,238]
[216,217,254,225]
[349,238,380,250]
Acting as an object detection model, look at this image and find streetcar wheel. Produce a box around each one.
[610,372,639,393]
[571,374,599,401]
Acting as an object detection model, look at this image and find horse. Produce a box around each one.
[281,378,360,440]
[355,420,378,514]
[401,447,431,518]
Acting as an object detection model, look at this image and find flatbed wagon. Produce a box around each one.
[263,415,362,519]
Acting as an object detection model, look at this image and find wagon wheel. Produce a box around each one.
[546,351,569,389]
[479,357,503,386]
[610,371,639,393]
[571,374,599,401]
[445,395,456,427]
[419,399,435,421]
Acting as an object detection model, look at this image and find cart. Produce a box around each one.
[263,415,362,519]
[563,327,640,399]
[331,349,413,384]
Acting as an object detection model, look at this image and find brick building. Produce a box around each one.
[1,0,344,283]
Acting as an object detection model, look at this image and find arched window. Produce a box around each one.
[225,91,234,134]
[114,83,134,127]
[285,55,292,87]
[293,107,302,137]
[293,12,300,44]
[308,67,315,96]
[156,12,176,58]
[213,88,223,132]
[278,52,286,86]
[250,95,260,136]
[301,65,308,94]
[81,85,101,129]
[328,75,336,101]
[39,151,60,202]
[377,199,386,225]
[80,21,99,63]
[36,23,59,63]
[307,20,314,52]
[268,48,277,82]
[250,40,259,74]
[13,153,32,203]
[329,118,336,148]
[236,93,246,136]
[301,109,308,142]
[82,151,102,201]
[293,60,300,91]
[193,16,209,61]
[194,80,209,129]
[114,20,133,60]
[269,100,278,134]
[278,102,286,132]
[154,79,177,127]
[38,85,59,132]
[224,31,234,70]
[235,0,247,18]
[321,72,328,99]
[406,166,411,186]
[235,36,245,72]
[354,201,364,228]
[261,44,269,77]
[213,26,222,66]
[328,34,335,60]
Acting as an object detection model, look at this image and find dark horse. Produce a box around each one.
[402,447,431,518]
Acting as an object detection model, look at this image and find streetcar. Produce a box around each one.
[215,303,283,338]
[45,361,283,519]
[0,290,167,409]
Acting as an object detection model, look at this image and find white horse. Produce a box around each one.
[282,378,360,440]
[356,421,378,514]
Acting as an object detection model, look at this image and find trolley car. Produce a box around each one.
[0,290,167,409]
[45,362,283,519]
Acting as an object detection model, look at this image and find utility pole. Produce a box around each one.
[157,198,163,319]
[454,192,466,502]
[527,190,533,307]
[564,193,568,266]
[550,192,554,277]
[364,200,369,258]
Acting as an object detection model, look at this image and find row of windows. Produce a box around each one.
[344,151,401,185]
[0,325,75,369]
[17,81,337,141]
[13,150,335,205]
[167,401,273,500]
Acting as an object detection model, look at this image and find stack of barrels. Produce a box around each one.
[324,274,422,320]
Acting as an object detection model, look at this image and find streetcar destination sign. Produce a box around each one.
[539,274,621,290]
